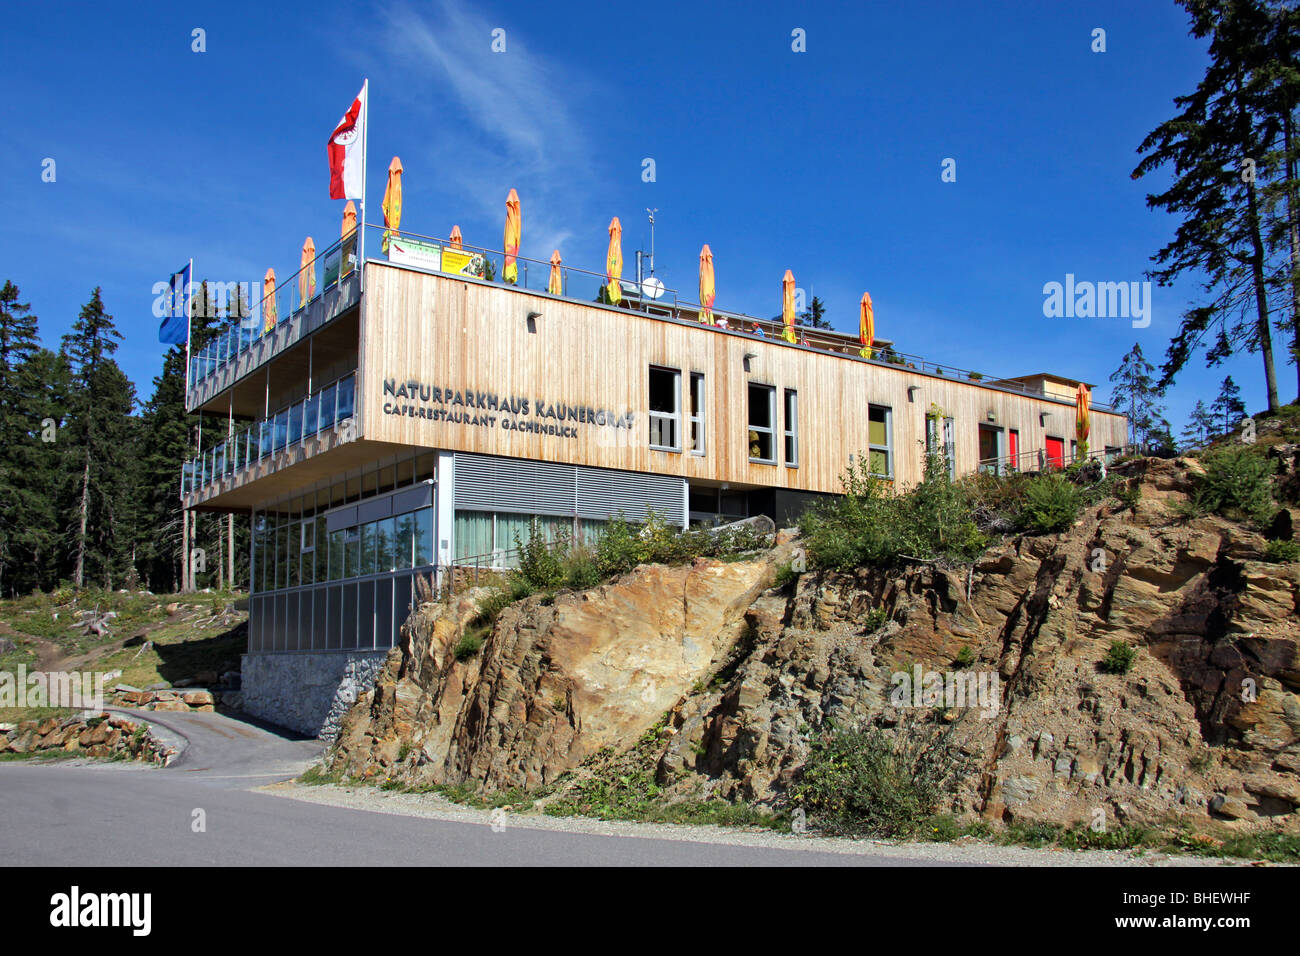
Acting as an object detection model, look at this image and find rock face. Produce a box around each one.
[330,458,1300,830]
[331,555,779,789]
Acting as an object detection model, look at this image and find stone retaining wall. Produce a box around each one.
[241,649,389,739]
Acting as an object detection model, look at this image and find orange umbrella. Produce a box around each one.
[449,225,463,249]
[503,188,521,284]
[781,270,797,343]
[548,250,563,295]
[606,217,623,305]
[262,268,278,333]
[1075,383,1091,453]
[859,292,874,358]
[699,245,715,325]
[381,156,403,254]
[341,200,357,238]
[299,237,316,306]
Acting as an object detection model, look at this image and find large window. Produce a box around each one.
[649,366,681,452]
[689,372,706,455]
[748,383,776,463]
[783,389,799,467]
[453,511,583,566]
[868,404,892,478]
[926,415,956,480]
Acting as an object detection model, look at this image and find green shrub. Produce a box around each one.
[1018,475,1082,534]
[1263,539,1300,563]
[953,645,975,669]
[1099,639,1137,674]
[1193,447,1277,525]
[773,561,799,590]
[515,521,567,589]
[800,453,985,570]
[791,718,973,837]
[861,607,889,633]
[562,546,602,589]
[454,630,484,661]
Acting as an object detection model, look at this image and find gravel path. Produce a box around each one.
[265,781,1268,867]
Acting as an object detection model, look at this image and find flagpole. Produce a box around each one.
[182,258,194,396]
[359,78,368,292]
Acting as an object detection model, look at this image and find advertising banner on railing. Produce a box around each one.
[387,236,442,271]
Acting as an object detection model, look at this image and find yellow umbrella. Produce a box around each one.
[548,250,563,295]
[781,270,797,343]
[381,156,403,254]
[342,200,357,238]
[699,245,715,325]
[503,188,521,284]
[262,268,278,333]
[299,237,316,306]
[449,225,463,249]
[1075,383,1091,455]
[859,292,874,358]
[606,217,623,305]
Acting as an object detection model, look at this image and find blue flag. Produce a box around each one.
[158,262,191,344]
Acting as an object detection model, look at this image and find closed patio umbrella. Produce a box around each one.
[859,292,874,359]
[299,237,316,308]
[503,188,521,284]
[606,217,623,305]
[781,270,797,343]
[699,245,715,325]
[1076,383,1091,458]
[262,268,277,333]
[548,250,563,295]
[381,156,403,254]
[449,225,463,248]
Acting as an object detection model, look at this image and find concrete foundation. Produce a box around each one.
[240,649,389,738]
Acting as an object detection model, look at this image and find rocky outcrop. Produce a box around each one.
[330,458,1300,830]
[330,554,782,789]
[0,713,175,763]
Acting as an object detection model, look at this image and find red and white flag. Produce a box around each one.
[327,81,367,200]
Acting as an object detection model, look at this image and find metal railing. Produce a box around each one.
[183,371,356,496]
[974,443,1130,477]
[185,215,1118,415]
[364,222,1116,413]
[187,232,356,390]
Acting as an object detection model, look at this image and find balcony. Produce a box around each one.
[184,371,356,500]
[185,234,360,412]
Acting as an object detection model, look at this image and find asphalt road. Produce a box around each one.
[0,710,947,867]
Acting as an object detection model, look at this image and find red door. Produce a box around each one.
[1008,430,1019,470]
[1045,436,1065,469]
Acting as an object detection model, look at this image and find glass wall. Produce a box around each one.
[452,510,604,567]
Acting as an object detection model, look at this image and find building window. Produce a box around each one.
[978,424,1004,475]
[649,366,681,452]
[689,372,706,455]
[868,404,892,477]
[783,389,799,467]
[749,383,776,463]
[926,415,955,480]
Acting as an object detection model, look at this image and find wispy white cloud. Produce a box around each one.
[364,0,605,261]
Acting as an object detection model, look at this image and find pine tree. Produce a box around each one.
[1109,343,1168,449]
[1211,374,1248,432]
[1180,399,1218,449]
[1133,0,1287,411]
[61,288,136,589]
[0,281,46,596]
[800,295,834,329]
[135,344,192,592]
[20,348,72,592]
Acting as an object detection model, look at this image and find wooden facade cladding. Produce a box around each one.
[360,262,1127,496]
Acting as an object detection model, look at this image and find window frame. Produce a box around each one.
[748,382,777,465]
[648,365,683,453]
[783,388,799,467]
[867,404,893,479]
[689,372,706,456]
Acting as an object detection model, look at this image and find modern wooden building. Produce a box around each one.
[182,227,1126,733]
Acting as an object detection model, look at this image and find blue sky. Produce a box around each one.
[3,0,1291,430]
